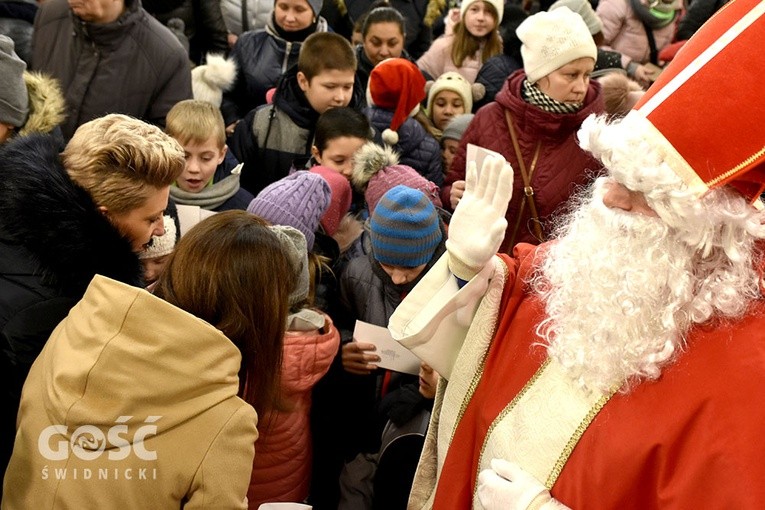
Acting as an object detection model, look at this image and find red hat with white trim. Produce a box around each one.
[628,0,765,204]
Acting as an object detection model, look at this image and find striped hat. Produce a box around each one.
[370,185,442,267]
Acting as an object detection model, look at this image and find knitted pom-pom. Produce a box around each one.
[382,128,399,145]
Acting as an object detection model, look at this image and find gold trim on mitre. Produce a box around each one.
[636,1,765,208]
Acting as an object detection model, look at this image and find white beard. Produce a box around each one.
[531,179,700,394]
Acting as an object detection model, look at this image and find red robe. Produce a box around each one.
[428,246,765,508]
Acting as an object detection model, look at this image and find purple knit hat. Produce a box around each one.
[247,171,331,250]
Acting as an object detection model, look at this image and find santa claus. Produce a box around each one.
[389,0,765,508]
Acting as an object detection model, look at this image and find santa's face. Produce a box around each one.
[601,181,658,218]
[533,176,761,394]
[532,178,691,393]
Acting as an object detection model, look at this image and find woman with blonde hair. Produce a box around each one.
[4,210,294,509]
[416,0,503,83]
[0,114,184,493]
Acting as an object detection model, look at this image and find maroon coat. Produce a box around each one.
[445,69,604,251]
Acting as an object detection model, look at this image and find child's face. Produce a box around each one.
[297,69,356,114]
[142,254,171,285]
[418,362,439,399]
[431,90,466,131]
[176,137,227,193]
[442,138,460,172]
[312,136,366,178]
[379,262,428,285]
[463,1,496,38]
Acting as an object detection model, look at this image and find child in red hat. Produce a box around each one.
[365,57,443,187]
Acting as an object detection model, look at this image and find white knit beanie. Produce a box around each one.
[139,215,178,260]
[191,53,237,108]
[460,0,504,23]
[516,6,597,84]
[426,72,474,118]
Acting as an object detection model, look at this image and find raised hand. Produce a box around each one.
[445,156,513,280]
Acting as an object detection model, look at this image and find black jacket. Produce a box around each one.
[230,65,366,196]
[31,0,192,139]
[144,0,229,64]
[221,16,329,125]
[0,135,144,483]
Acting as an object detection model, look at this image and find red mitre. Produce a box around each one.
[633,0,765,203]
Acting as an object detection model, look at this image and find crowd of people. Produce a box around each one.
[1,0,761,508]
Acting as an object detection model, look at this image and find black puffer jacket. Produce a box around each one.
[0,135,144,492]
[365,107,444,186]
[31,0,192,139]
[230,65,366,196]
[221,16,329,125]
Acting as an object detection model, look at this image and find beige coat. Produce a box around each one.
[3,276,258,509]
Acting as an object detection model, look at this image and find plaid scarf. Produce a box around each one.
[522,80,583,114]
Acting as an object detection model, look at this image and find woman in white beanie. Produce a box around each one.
[416,0,503,83]
[220,0,329,129]
[444,6,605,251]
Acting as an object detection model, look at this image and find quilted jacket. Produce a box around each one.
[446,69,604,251]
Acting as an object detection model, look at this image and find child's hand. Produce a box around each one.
[342,342,380,375]
[450,180,466,210]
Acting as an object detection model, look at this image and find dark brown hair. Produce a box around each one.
[153,211,291,417]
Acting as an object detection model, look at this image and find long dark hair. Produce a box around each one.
[153,211,291,417]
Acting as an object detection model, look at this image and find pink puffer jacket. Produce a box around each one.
[597,0,679,67]
[247,312,340,509]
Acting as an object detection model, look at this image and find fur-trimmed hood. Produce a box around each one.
[351,141,399,191]
[0,135,145,295]
[18,71,66,137]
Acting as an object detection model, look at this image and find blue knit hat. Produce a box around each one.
[370,185,442,267]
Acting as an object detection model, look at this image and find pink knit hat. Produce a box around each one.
[309,165,353,236]
[351,141,442,214]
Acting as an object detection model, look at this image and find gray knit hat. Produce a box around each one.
[307,0,323,16]
[0,35,29,128]
[370,185,442,267]
[269,225,310,306]
[441,113,474,142]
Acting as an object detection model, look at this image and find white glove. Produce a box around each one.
[477,459,567,510]
[446,155,513,280]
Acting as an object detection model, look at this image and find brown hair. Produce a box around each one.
[62,114,185,214]
[153,211,292,417]
[165,99,227,148]
[299,32,357,81]
[451,2,503,68]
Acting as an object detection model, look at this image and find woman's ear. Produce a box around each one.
[97,205,109,217]
[310,145,321,162]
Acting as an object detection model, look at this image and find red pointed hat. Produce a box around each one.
[368,58,426,144]
[631,0,765,203]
